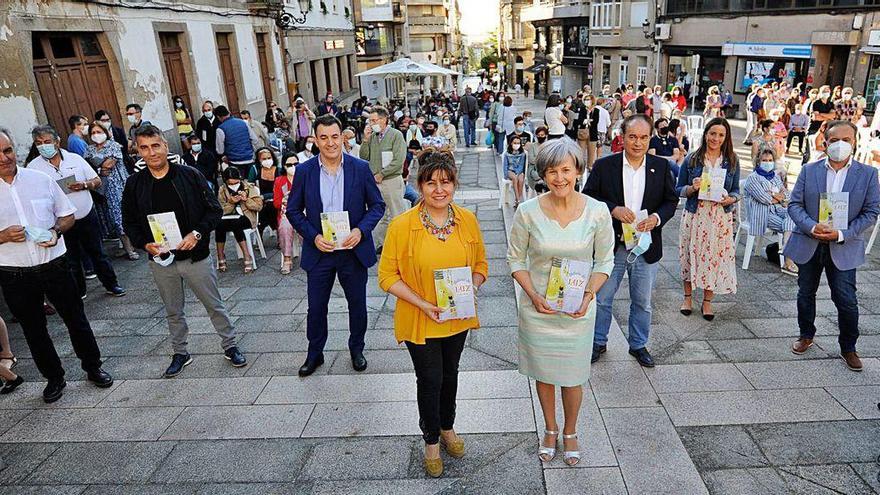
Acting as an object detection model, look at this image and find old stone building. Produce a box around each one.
[0,0,358,157]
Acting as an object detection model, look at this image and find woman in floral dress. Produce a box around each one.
[675,118,741,320]
[84,121,138,260]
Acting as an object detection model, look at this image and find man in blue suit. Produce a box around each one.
[786,120,880,372]
[287,114,386,376]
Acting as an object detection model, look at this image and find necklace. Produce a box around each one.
[420,205,455,241]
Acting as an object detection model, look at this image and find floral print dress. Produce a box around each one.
[84,141,129,238]
[679,156,737,295]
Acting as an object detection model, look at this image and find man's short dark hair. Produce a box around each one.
[214,106,231,119]
[126,103,142,112]
[825,119,858,139]
[133,124,165,143]
[514,116,524,125]
[68,115,86,130]
[313,114,342,134]
[240,110,251,117]
[94,110,111,121]
[621,114,653,135]
[186,134,201,143]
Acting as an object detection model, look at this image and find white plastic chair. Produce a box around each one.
[687,115,704,134]
[687,128,703,150]
[234,228,267,269]
[734,180,785,270]
[866,221,880,255]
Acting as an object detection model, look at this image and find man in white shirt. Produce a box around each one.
[27,126,125,299]
[0,127,113,403]
[583,115,679,367]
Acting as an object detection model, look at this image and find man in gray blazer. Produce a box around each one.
[786,120,880,371]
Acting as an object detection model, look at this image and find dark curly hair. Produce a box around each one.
[416,148,458,191]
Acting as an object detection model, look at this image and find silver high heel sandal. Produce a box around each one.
[562,433,581,466]
[538,429,558,462]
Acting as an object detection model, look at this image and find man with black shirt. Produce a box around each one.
[809,85,836,135]
[181,135,219,191]
[122,125,245,378]
[195,100,220,156]
[647,118,682,178]
[506,116,532,145]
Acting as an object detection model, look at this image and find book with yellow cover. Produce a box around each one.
[819,192,848,230]
[321,211,351,250]
[622,209,649,250]
[146,212,183,252]
[545,257,591,314]
[433,267,475,321]
[698,167,726,202]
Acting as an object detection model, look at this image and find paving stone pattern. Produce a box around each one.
[0,96,878,493]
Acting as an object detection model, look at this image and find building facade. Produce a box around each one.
[0,0,357,158]
[520,0,657,97]
[499,0,536,90]
[659,1,880,112]
[352,0,462,101]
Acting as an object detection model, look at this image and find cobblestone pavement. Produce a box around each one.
[0,95,878,494]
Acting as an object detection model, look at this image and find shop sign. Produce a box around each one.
[870,30,880,46]
[334,39,345,49]
[721,42,811,59]
[324,40,334,50]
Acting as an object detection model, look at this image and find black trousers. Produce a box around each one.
[215,216,251,243]
[258,202,279,232]
[65,208,119,295]
[0,256,103,380]
[405,330,469,444]
[786,131,806,153]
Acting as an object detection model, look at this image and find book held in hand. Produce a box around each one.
[622,209,649,250]
[698,167,726,202]
[819,192,849,230]
[545,257,591,314]
[321,211,351,250]
[433,267,476,321]
[56,174,78,193]
[147,212,183,252]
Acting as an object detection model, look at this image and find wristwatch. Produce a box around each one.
[191,230,202,241]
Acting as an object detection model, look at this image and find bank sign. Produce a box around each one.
[721,43,812,59]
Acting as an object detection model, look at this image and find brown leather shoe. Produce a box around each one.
[791,338,813,355]
[841,351,863,372]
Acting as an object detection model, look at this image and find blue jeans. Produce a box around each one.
[463,115,476,146]
[797,243,859,352]
[404,183,419,206]
[494,129,505,154]
[594,247,660,350]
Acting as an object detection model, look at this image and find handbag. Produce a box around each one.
[485,130,494,146]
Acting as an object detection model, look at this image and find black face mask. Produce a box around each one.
[658,127,669,135]
[537,136,547,143]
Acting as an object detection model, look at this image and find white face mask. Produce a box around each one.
[759,161,775,172]
[286,165,296,177]
[348,138,357,147]
[191,143,202,153]
[175,102,183,109]
[91,133,108,145]
[227,183,241,192]
[127,115,138,124]
[511,144,521,151]
[100,121,112,130]
[371,124,382,133]
[826,140,853,162]
[204,111,214,120]
[261,159,274,168]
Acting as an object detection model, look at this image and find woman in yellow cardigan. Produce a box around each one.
[378,150,488,478]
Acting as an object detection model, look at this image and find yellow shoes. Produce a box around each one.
[424,435,465,477]
[440,436,465,458]
[424,456,444,478]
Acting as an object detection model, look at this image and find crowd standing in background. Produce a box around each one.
[0,75,879,480]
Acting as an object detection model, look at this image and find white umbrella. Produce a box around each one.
[354,57,457,78]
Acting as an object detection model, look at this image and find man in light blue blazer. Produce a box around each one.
[786,120,880,372]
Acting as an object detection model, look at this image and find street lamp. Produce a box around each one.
[641,20,652,39]
[276,0,310,28]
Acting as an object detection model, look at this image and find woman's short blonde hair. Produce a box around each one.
[535,137,586,179]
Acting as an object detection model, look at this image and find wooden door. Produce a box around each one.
[32,32,121,143]
[255,33,274,105]
[216,33,241,115]
[159,33,192,113]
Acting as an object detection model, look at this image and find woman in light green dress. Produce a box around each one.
[507,137,615,467]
